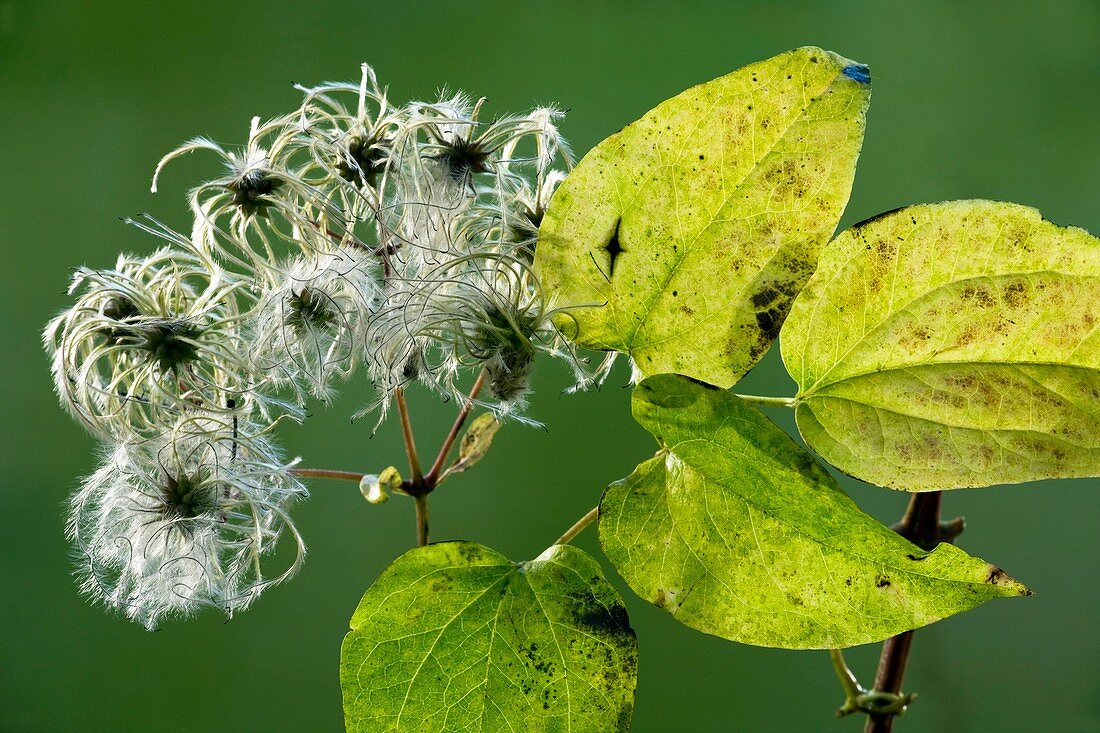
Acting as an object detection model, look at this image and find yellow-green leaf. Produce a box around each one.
[440,413,501,482]
[535,46,869,388]
[340,542,638,733]
[599,374,1028,650]
[782,200,1100,490]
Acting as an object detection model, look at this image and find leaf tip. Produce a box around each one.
[985,564,1031,596]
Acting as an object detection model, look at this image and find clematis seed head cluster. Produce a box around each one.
[45,64,601,627]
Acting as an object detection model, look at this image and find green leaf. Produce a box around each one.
[340,542,638,733]
[781,200,1100,490]
[534,46,870,388]
[440,413,501,483]
[599,374,1028,649]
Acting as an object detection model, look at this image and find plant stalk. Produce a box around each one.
[552,506,599,548]
[414,493,429,547]
[865,490,946,733]
[395,388,423,485]
[289,468,365,482]
[396,373,488,547]
[733,393,796,408]
[424,370,487,486]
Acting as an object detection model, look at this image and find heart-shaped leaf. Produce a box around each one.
[341,542,638,732]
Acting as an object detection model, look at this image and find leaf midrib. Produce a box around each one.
[798,267,1100,395]
[660,438,1009,591]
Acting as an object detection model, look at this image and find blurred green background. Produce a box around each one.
[3,2,1100,731]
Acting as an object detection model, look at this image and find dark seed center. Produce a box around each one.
[227,171,283,215]
[162,471,212,520]
[98,296,141,344]
[337,135,388,188]
[136,320,203,371]
[286,287,338,332]
[434,137,492,182]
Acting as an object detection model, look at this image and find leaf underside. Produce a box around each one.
[535,46,870,388]
[340,542,638,733]
[781,200,1100,490]
[598,374,1028,649]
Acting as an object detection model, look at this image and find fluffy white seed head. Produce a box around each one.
[48,62,619,628]
[67,413,306,629]
[248,247,380,401]
[44,248,290,438]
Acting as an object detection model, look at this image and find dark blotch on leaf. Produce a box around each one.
[751,285,782,309]
[572,590,633,641]
[755,308,782,341]
[615,705,634,732]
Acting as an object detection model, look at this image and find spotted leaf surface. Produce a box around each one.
[535,46,869,388]
[340,542,638,733]
[598,375,1028,649]
[781,200,1100,490]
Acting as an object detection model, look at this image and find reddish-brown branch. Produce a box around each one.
[414,494,429,547]
[396,373,490,547]
[865,491,955,733]
[424,370,488,486]
[290,468,365,482]
[394,388,423,486]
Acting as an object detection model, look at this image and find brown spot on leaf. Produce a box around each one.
[1003,279,1029,308]
[960,284,995,308]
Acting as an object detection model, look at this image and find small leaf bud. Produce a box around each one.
[359,466,403,504]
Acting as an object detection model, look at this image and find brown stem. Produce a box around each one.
[290,468,365,482]
[414,493,429,546]
[891,491,944,548]
[865,491,949,733]
[395,388,423,486]
[424,370,487,487]
[397,373,490,548]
